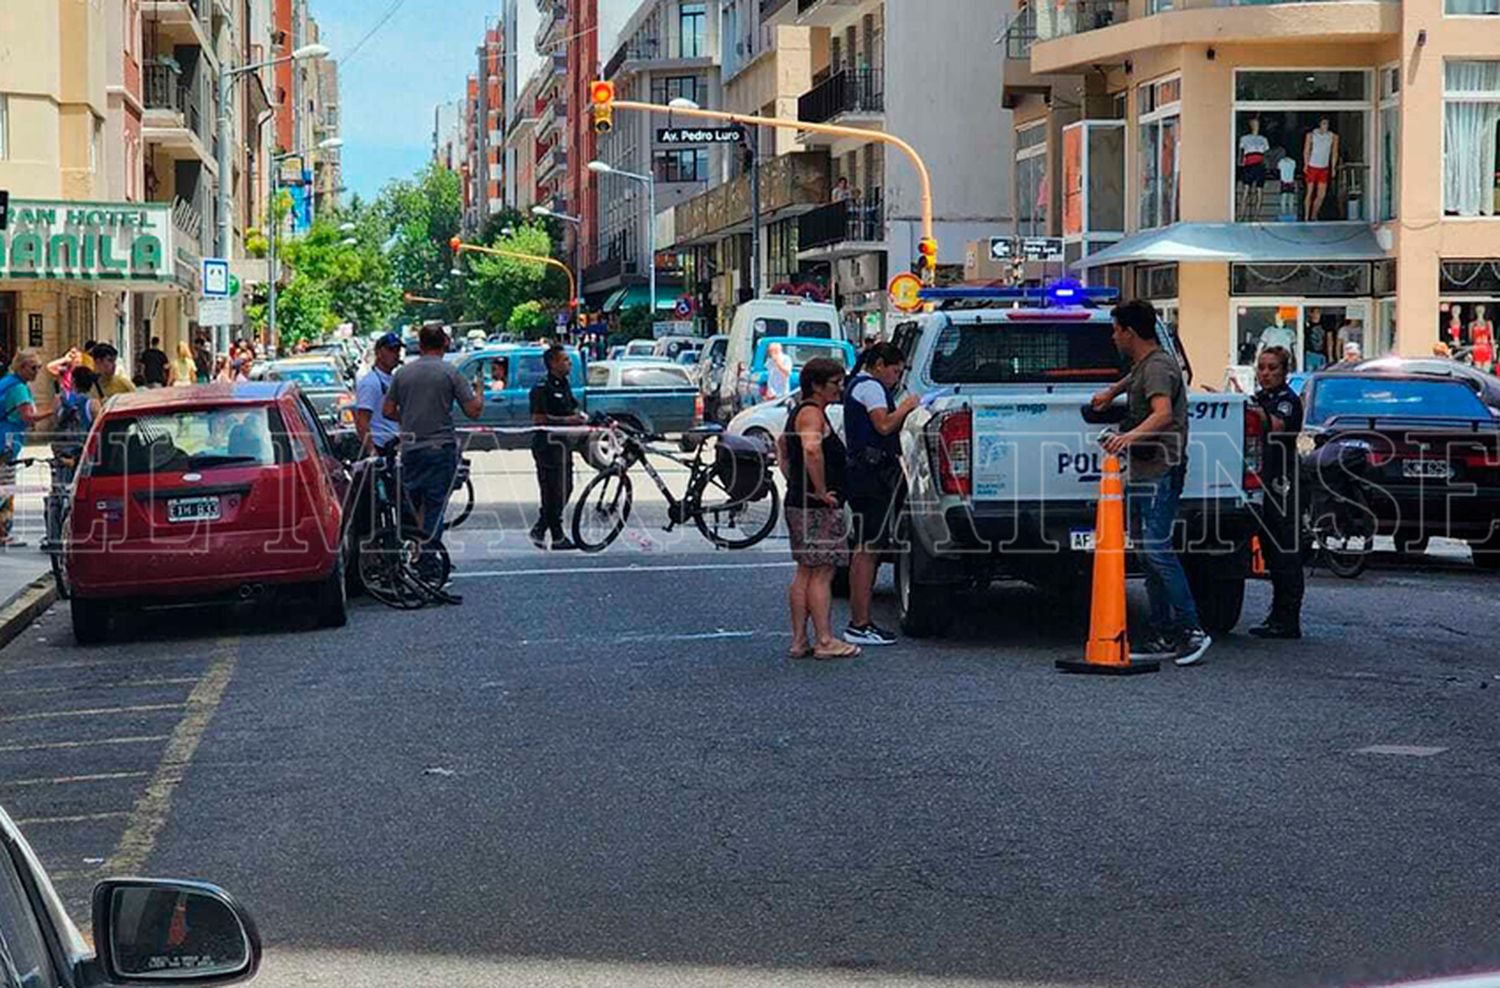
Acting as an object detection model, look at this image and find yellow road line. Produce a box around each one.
[15,811,131,826]
[0,735,169,753]
[104,644,238,875]
[0,771,150,789]
[5,677,199,696]
[0,703,186,723]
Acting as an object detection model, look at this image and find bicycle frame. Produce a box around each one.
[614,432,713,530]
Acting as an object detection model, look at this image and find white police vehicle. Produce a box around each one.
[890,283,1264,637]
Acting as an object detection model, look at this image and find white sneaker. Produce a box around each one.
[1174,628,1212,666]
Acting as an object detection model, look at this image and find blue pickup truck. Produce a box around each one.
[445,344,700,450]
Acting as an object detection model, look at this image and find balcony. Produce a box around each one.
[535,0,567,52]
[798,68,883,128]
[140,0,213,54]
[538,98,567,138]
[584,253,640,290]
[537,143,567,183]
[795,0,877,27]
[1032,0,1399,74]
[143,64,214,169]
[668,151,832,248]
[797,190,885,258]
[1001,5,1053,108]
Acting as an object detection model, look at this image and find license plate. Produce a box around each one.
[1401,460,1453,479]
[166,496,221,523]
[1070,530,1135,551]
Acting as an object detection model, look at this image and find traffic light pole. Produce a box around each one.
[747,126,761,299]
[450,239,579,329]
[611,98,936,283]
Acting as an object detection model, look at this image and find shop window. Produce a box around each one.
[1373,259,1397,295]
[1443,61,1500,217]
[1234,302,1369,372]
[1235,71,1369,103]
[1135,263,1178,300]
[1016,121,1048,237]
[1377,298,1397,354]
[1062,120,1124,239]
[1441,259,1500,293]
[1138,76,1180,229]
[1379,65,1399,221]
[1439,299,1500,363]
[1231,262,1372,296]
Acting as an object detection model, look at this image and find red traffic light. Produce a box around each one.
[449,236,463,253]
[591,80,615,106]
[917,237,938,259]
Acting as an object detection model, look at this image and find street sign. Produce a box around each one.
[201,257,230,297]
[1020,237,1064,262]
[888,273,924,313]
[229,274,242,297]
[673,296,694,319]
[653,320,694,339]
[656,126,745,146]
[198,296,233,327]
[989,237,1013,261]
[0,191,9,232]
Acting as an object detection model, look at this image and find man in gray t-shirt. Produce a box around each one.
[383,325,483,544]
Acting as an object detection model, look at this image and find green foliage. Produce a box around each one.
[616,306,655,342]
[506,300,552,339]
[461,222,564,329]
[376,163,464,325]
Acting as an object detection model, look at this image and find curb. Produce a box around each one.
[0,577,59,652]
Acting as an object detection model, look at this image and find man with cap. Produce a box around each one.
[354,332,402,453]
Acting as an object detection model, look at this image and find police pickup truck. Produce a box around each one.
[890,285,1264,638]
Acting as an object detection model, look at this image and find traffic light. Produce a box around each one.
[916,237,938,280]
[591,80,615,134]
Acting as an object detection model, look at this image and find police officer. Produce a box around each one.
[1248,345,1305,639]
[529,344,586,550]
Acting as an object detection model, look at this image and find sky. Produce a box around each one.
[311,0,541,202]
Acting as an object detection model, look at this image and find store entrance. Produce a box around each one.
[1233,299,1370,382]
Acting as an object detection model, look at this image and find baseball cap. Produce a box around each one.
[375,332,402,350]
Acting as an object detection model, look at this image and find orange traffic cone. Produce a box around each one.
[1056,453,1161,675]
[1250,535,1267,577]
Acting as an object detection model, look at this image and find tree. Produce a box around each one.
[461,222,565,329]
[506,300,551,339]
[375,163,464,325]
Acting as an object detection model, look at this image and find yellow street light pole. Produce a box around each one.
[403,293,444,305]
[450,237,579,324]
[611,98,938,284]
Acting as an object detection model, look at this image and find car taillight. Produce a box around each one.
[934,408,972,497]
[694,393,704,425]
[1243,408,1264,492]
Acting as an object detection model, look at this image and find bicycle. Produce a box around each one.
[444,456,475,531]
[19,452,77,599]
[571,419,781,553]
[346,444,461,608]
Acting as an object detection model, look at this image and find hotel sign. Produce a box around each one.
[0,199,181,287]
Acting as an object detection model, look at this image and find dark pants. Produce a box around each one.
[402,443,460,542]
[533,445,574,537]
[1260,482,1305,628]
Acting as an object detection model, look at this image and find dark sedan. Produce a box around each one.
[261,357,355,428]
[1302,372,1500,564]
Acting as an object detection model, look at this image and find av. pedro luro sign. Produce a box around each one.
[0,200,182,286]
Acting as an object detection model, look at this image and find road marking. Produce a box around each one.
[0,771,150,789]
[2,654,198,676]
[1353,744,1449,757]
[0,735,169,753]
[0,702,186,723]
[517,629,765,646]
[454,560,794,579]
[14,811,131,826]
[104,645,237,876]
[5,677,199,696]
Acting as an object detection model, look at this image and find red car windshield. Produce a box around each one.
[85,406,295,478]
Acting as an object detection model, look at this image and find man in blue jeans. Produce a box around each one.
[383,325,484,569]
[1093,299,1211,666]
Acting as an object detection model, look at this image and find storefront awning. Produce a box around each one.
[1076,223,1390,269]
[601,286,677,313]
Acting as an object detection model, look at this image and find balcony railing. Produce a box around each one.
[1038,0,1394,40]
[798,69,884,126]
[1235,161,1371,223]
[798,190,884,250]
[171,195,203,248]
[143,64,203,137]
[797,0,823,13]
[1003,4,1038,58]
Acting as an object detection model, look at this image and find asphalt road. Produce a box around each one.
[2,451,1498,988]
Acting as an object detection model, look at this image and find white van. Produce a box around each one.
[715,295,841,421]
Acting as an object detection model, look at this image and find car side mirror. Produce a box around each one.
[92,879,260,985]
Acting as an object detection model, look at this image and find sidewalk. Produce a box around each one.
[0,452,65,646]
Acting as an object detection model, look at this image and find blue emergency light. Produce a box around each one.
[917,281,1120,307]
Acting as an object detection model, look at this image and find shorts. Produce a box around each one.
[785,505,849,568]
[1239,163,1266,187]
[848,492,903,551]
[1280,180,1297,193]
[1305,165,1331,185]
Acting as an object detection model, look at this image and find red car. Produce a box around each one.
[65,382,352,643]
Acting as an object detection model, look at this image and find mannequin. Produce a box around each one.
[1276,154,1298,221]
[1238,117,1270,220]
[1258,310,1297,359]
[1304,308,1328,371]
[1448,307,1465,346]
[1471,304,1494,371]
[1303,117,1340,221]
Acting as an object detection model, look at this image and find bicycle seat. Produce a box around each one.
[686,424,724,437]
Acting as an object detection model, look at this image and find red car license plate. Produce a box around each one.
[166,496,222,523]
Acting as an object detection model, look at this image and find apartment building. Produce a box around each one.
[504,63,545,214]
[534,0,569,213]
[586,0,723,311]
[1009,0,1500,384]
[433,98,465,173]
[461,20,507,234]
[751,0,1010,337]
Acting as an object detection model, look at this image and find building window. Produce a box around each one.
[1443,61,1500,217]
[1234,301,1370,373]
[1135,263,1178,300]
[1016,122,1048,237]
[1138,75,1181,230]
[654,148,708,182]
[651,75,701,106]
[1448,0,1500,14]
[679,2,706,59]
[1379,65,1399,222]
[1233,70,1372,223]
[1231,262,1373,296]
[0,95,8,160]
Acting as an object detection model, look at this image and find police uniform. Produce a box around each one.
[529,371,579,544]
[1252,382,1305,635]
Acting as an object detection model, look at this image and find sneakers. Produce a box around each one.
[1248,620,1301,640]
[1130,635,1177,661]
[1174,627,1212,666]
[844,623,897,647]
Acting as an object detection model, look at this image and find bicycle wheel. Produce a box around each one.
[44,494,69,599]
[691,474,781,550]
[357,526,427,609]
[445,476,475,531]
[572,469,633,553]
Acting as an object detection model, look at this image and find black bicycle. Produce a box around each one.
[571,420,780,553]
[20,453,77,599]
[444,456,475,530]
[348,445,460,608]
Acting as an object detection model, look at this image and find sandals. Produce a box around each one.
[812,641,861,660]
[787,645,814,659]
